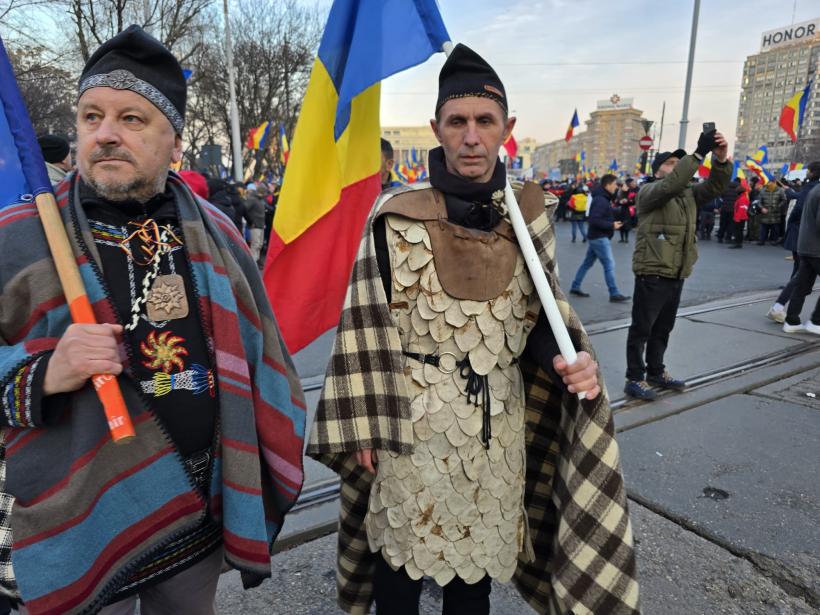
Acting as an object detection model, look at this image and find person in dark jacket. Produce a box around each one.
[716,180,743,242]
[783,173,820,334]
[699,195,721,239]
[624,132,731,400]
[569,175,629,301]
[767,162,820,323]
[206,177,237,225]
[615,178,637,243]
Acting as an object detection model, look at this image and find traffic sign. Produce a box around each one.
[639,136,653,151]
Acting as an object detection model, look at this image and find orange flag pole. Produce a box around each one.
[35,192,135,443]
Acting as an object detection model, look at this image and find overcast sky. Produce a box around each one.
[313,0,817,154]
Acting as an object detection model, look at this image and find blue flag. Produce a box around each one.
[320,0,450,140]
[0,36,51,208]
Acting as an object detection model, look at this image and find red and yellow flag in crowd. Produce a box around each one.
[262,0,450,353]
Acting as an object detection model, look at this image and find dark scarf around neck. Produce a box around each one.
[428,146,507,231]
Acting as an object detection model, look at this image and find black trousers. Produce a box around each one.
[776,253,801,306]
[373,555,491,615]
[784,256,820,326]
[717,210,734,240]
[626,275,684,382]
[732,220,745,246]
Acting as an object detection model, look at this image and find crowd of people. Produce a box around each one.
[535,154,820,401]
[39,133,280,269]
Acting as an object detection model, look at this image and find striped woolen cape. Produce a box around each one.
[0,173,305,614]
[307,182,640,615]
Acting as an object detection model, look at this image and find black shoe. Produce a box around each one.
[569,289,590,297]
[728,244,742,249]
[571,238,576,243]
[582,238,587,243]
[756,241,765,246]
[717,238,723,243]
[609,294,630,302]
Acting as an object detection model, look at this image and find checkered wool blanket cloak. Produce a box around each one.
[307,182,640,615]
[0,173,305,614]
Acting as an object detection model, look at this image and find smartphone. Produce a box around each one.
[703,122,716,133]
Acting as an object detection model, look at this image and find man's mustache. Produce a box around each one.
[89,147,135,164]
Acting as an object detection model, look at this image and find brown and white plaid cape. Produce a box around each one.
[306,182,640,615]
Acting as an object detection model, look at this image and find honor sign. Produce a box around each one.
[760,18,819,52]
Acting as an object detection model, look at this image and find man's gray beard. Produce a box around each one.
[85,172,166,203]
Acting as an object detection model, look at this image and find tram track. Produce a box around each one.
[278,295,820,551]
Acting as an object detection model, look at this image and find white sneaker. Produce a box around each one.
[766,307,785,323]
[806,321,820,335]
[783,322,805,333]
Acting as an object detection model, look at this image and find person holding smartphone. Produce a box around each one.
[624,126,731,400]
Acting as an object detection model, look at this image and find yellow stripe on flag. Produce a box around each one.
[273,58,381,245]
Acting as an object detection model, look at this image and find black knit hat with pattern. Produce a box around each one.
[436,44,507,115]
[78,25,186,135]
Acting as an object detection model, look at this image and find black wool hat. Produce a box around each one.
[652,149,686,175]
[78,25,186,134]
[37,134,70,164]
[436,44,507,115]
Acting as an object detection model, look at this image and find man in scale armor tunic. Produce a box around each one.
[308,44,640,615]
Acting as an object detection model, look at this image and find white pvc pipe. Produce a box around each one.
[504,181,586,400]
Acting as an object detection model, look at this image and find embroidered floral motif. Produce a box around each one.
[140,330,188,373]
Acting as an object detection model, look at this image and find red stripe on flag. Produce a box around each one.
[262,174,381,353]
[779,105,797,142]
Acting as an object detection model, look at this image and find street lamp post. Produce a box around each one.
[678,0,701,149]
[223,0,243,182]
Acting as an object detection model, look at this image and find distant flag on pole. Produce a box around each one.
[503,133,518,159]
[279,123,290,165]
[779,80,812,142]
[182,68,193,81]
[262,0,450,353]
[750,145,768,164]
[744,158,771,185]
[790,162,804,172]
[780,163,789,176]
[608,159,618,171]
[250,121,271,150]
[565,108,579,142]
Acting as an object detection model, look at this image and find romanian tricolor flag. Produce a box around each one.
[750,145,768,165]
[697,152,712,178]
[262,0,450,353]
[565,108,579,142]
[779,81,812,142]
[248,121,271,151]
[279,123,290,166]
[744,158,772,185]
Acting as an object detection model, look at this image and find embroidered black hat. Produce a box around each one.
[78,25,186,135]
[436,44,507,115]
[37,134,70,164]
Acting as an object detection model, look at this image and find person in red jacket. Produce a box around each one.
[729,177,750,249]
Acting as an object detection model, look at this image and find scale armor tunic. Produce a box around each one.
[366,212,542,587]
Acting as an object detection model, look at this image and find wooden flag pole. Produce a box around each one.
[34,192,135,442]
